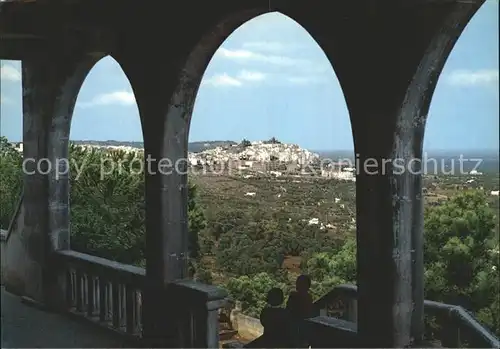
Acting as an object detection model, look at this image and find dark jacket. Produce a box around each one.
[286,291,314,319]
[259,306,291,347]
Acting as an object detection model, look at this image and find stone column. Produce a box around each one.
[170,280,228,348]
[117,16,239,343]
[22,57,51,303]
[120,48,196,346]
[21,46,92,308]
[140,104,191,346]
[353,138,420,348]
[300,1,484,346]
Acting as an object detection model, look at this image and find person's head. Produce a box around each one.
[266,287,284,307]
[296,274,311,293]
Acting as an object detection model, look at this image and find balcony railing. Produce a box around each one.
[55,250,145,341]
[4,191,497,347]
[53,249,228,348]
[237,284,499,348]
[314,284,500,348]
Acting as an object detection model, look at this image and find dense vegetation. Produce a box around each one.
[0,137,22,228]
[0,136,498,337]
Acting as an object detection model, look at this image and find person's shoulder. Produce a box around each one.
[260,307,271,324]
[276,307,289,320]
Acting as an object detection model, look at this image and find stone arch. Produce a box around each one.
[190,12,352,150]
[425,1,496,149]
[186,10,355,286]
[128,9,355,339]
[395,1,486,148]
[164,9,350,138]
[46,53,138,251]
[145,0,485,299]
[131,8,352,280]
[387,0,485,341]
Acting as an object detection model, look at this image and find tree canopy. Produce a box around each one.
[0,140,498,337]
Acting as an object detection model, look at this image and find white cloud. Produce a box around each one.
[202,70,267,88]
[242,41,301,52]
[78,91,135,108]
[216,47,309,68]
[215,47,329,76]
[237,70,266,82]
[286,76,326,86]
[447,69,499,86]
[202,73,243,87]
[202,70,330,88]
[1,64,21,82]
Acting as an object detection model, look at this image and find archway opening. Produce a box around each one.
[69,56,145,266]
[187,12,355,325]
[0,60,23,231]
[422,0,499,339]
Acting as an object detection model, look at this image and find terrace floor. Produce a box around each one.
[0,286,126,348]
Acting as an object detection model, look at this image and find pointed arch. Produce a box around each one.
[47,53,141,252]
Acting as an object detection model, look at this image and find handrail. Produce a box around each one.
[314,284,500,348]
[425,299,500,348]
[4,188,23,242]
[55,249,229,347]
[54,249,145,338]
[314,283,357,307]
[56,249,145,285]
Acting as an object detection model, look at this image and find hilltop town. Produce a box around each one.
[9,138,357,181]
[7,138,500,190]
[185,139,356,180]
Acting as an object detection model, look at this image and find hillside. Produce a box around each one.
[1,139,499,337]
[188,141,237,152]
[192,171,499,281]
[193,172,499,227]
[70,140,237,153]
[192,174,357,236]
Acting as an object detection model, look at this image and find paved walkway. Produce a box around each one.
[1,287,126,348]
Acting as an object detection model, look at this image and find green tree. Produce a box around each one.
[240,139,251,147]
[67,144,206,267]
[424,190,499,335]
[188,182,205,260]
[69,146,146,265]
[195,266,214,285]
[303,237,356,300]
[224,272,288,317]
[0,137,22,229]
[2,138,499,336]
[264,137,280,144]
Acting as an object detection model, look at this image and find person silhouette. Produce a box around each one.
[287,274,314,318]
[258,287,290,348]
[286,275,314,347]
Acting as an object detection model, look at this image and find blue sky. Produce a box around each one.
[1,1,498,151]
